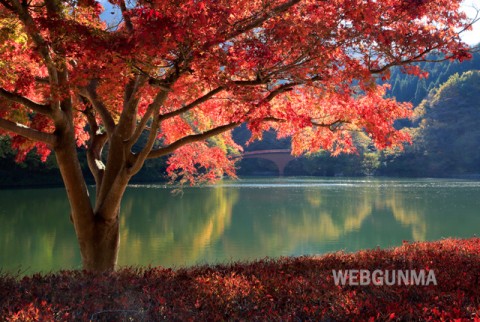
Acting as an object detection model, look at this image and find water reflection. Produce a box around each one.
[117,186,239,267]
[0,178,479,274]
[0,188,80,273]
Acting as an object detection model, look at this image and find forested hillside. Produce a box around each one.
[382,70,480,177]
[1,50,480,184]
[387,51,480,105]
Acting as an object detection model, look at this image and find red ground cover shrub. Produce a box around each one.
[1,238,479,321]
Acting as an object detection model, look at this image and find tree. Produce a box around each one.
[0,0,475,271]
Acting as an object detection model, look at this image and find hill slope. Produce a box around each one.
[385,70,480,177]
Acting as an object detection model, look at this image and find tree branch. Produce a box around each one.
[119,0,133,32]
[129,80,264,167]
[148,78,174,91]
[158,86,225,122]
[0,88,51,115]
[35,76,50,84]
[82,101,107,190]
[126,104,155,150]
[368,44,453,75]
[128,91,169,174]
[86,133,107,191]
[262,82,298,103]
[147,113,348,161]
[118,74,147,138]
[126,88,167,150]
[81,82,115,135]
[147,80,301,160]
[147,122,240,159]
[0,117,56,146]
[156,78,267,123]
[224,0,301,42]
[263,116,347,130]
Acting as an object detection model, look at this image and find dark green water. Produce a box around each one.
[1,177,479,274]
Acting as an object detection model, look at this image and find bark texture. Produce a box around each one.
[82,214,120,272]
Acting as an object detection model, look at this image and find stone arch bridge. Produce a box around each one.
[237,149,296,176]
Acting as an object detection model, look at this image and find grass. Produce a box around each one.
[1,237,480,321]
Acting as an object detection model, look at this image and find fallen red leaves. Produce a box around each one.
[1,238,479,321]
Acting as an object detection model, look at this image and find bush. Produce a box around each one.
[1,238,479,321]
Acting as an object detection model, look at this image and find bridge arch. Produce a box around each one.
[239,149,296,176]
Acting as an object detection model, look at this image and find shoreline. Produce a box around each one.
[2,237,479,320]
[2,174,480,190]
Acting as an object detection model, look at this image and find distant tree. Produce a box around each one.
[0,0,475,271]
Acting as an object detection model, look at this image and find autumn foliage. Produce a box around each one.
[0,0,473,175]
[0,0,476,271]
[1,238,479,321]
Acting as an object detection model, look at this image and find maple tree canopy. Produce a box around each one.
[0,0,474,184]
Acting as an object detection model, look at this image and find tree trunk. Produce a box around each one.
[81,212,121,272]
[51,90,134,271]
[54,127,124,272]
[80,164,130,272]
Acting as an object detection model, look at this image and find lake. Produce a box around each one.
[1,177,479,274]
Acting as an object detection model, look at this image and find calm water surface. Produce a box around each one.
[1,177,479,274]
